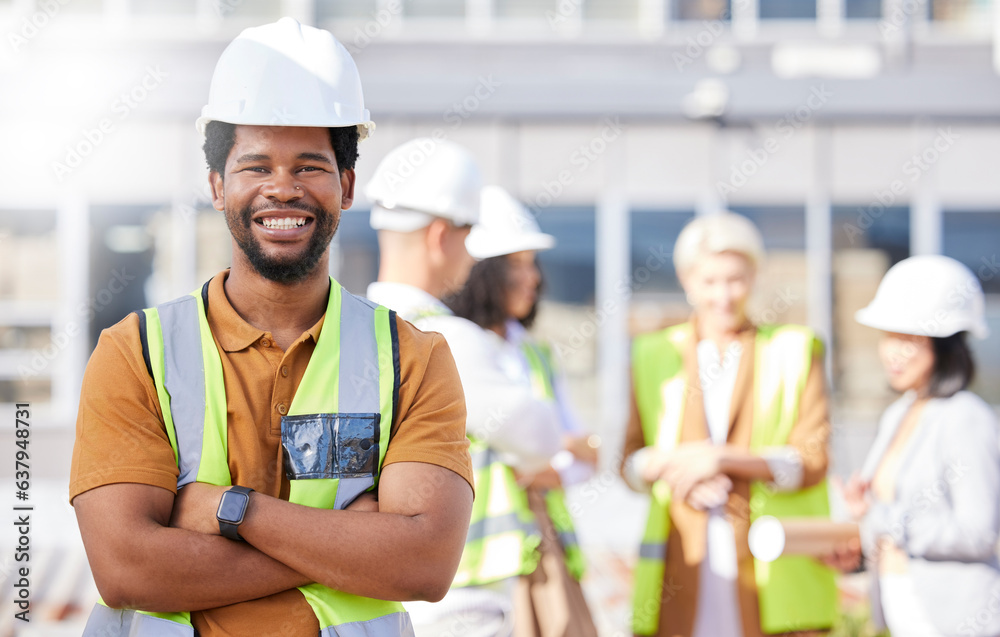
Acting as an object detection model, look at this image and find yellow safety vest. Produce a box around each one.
[519,339,586,581]
[82,279,414,637]
[453,441,542,587]
[630,323,837,635]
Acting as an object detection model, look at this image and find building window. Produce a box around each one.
[131,0,197,15]
[943,210,1000,404]
[730,205,805,250]
[403,0,465,18]
[495,0,558,20]
[832,205,910,267]
[629,209,694,296]
[536,207,596,305]
[317,0,379,20]
[759,0,817,19]
[729,205,808,326]
[584,0,641,21]
[0,209,58,405]
[845,0,882,19]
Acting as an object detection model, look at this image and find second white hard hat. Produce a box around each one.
[856,254,989,339]
[365,138,483,231]
[196,18,375,139]
[465,186,555,260]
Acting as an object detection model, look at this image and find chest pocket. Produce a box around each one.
[282,412,380,510]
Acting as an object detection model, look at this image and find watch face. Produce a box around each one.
[217,491,249,524]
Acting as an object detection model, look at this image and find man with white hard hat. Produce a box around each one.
[70,19,473,637]
[365,145,563,636]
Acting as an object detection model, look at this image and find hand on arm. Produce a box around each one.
[643,441,776,503]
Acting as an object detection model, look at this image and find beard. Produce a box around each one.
[227,199,340,284]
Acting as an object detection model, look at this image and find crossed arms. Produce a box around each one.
[74,461,472,612]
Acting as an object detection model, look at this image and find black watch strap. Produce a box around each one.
[217,485,254,541]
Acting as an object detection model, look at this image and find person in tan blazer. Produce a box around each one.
[621,212,833,637]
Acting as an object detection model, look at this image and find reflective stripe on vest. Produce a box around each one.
[452,443,541,587]
[630,323,837,636]
[83,280,413,637]
[520,339,587,581]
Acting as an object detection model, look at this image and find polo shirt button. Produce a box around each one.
[281,366,289,377]
[277,403,288,415]
[261,338,271,348]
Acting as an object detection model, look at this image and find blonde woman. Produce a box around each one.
[621,212,836,637]
[844,255,1000,637]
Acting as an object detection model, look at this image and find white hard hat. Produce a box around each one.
[365,138,482,231]
[466,186,556,259]
[856,255,989,339]
[196,18,375,139]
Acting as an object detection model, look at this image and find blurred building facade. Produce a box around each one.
[1,0,999,459]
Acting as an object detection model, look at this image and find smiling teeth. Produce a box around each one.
[261,217,306,230]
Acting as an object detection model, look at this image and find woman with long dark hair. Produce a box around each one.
[447,186,598,637]
[843,255,1000,637]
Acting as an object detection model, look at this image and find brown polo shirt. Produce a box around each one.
[70,271,473,637]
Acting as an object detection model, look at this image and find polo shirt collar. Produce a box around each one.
[206,270,324,353]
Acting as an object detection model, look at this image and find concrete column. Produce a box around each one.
[171,200,198,299]
[911,191,942,256]
[806,126,833,372]
[732,0,758,40]
[595,152,630,455]
[817,0,844,37]
[54,195,89,423]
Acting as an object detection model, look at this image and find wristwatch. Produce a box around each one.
[216,485,254,541]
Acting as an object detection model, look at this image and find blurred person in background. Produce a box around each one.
[621,212,837,637]
[366,144,564,637]
[841,255,1000,637]
[447,185,599,637]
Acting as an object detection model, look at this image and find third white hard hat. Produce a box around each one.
[365,138,483,231]
[465,186,555,260]
[856,254,989,339]
[196,18,374,139]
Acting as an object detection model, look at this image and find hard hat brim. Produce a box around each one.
[195,116,375,141]
[466,232,557,260]
[855,306,990,340]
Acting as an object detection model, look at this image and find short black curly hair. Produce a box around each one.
[203,121,360,177]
